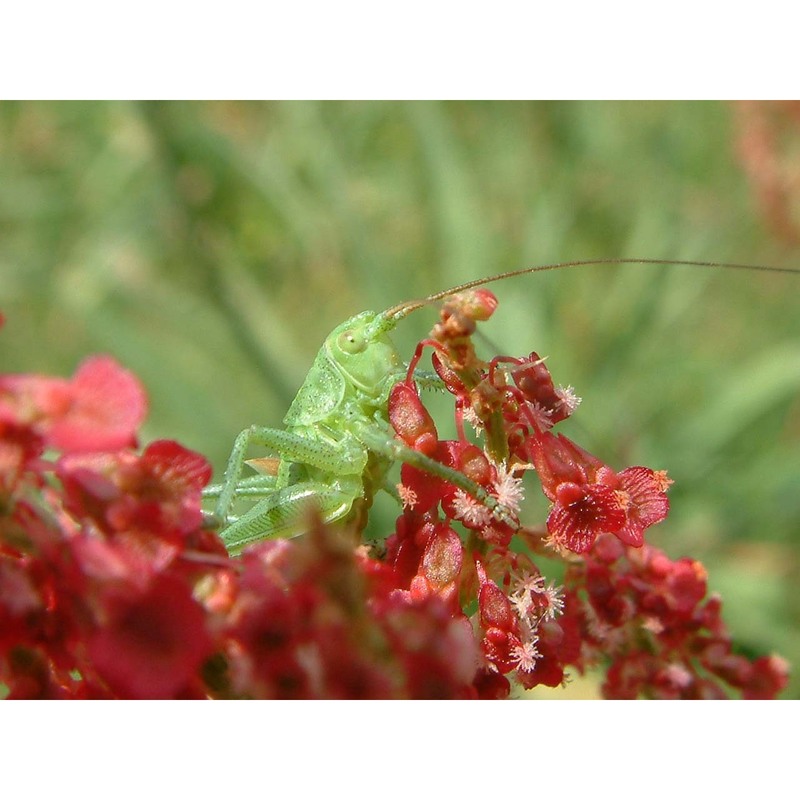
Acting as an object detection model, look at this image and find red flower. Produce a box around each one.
[58,440,211,539]
[87,574,214,699]
[47,356,147,453]
[603,467,672,547]
[0,356,147,454]
[528,432,670,553]
[547,482,627,553]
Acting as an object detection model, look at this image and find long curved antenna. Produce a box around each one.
[383,258,800,321]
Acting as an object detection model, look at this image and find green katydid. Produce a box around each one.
[204,258,799,555]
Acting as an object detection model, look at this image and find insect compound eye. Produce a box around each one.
[337,329,367,355]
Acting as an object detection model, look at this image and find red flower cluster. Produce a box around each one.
[220,525,478,699]
[563,534,790,699]
[383,289,787,696]
[0,356,479,698]
[392,290,671,557]
[0,300,789,699]
[1,356,218,697]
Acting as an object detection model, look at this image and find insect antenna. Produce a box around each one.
[383,258,800,321]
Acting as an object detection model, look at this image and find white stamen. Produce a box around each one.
[397,484,417,510]
[451,489,493,528]
[555,385,582,415]
[511,637,541,672]
[461,406,484,434]
[492,463,526,514]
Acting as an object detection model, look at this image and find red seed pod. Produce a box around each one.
[452,442,493,486]
[421,524,463,589]
[511,352,555,400]
[547,482,627,553]
[388,382,439,456]
[478,577,517,632]
[610,466,671,547]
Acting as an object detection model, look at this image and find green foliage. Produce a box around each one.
[1,101,798,694]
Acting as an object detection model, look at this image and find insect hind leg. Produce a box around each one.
[203,472,277,499]
[220,477,361,555]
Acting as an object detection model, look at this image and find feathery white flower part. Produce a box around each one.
[451,489,493,528]
[555,385,582,415]
[397,484,417,510]
[540,582,565,620]
[491,463,525,514]
[509,573,543,624]
[510,637,541,673]
[509,592,532,618]
[527,400,556,431]
[510,572,545,609]
[510,573,564,623]
[461,406,484,435]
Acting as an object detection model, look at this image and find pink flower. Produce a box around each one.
[0,356,147,454]
[58,440,211,539]
[47,356,147,453]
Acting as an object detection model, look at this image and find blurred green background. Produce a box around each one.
[2,101,799,696]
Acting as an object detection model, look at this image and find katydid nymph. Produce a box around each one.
[203,258,799,555]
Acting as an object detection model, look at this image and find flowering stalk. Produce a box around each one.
[385,289,787,696]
